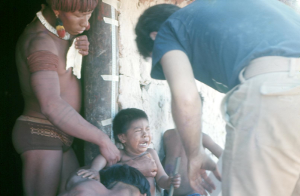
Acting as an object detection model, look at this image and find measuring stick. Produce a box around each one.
[168,157,181,196]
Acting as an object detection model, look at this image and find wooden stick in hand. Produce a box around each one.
[168,157,181,196]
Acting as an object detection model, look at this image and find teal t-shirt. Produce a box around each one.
[151,0,300,93]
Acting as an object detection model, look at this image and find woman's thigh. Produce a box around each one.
[21,150,63,196]
[59,148,79,193]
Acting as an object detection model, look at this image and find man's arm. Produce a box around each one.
[161,50,202,160]
[31,71,108,144]
[160,50,221,194]
[28,35,120,165]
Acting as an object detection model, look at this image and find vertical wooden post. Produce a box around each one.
[83,0,118,165]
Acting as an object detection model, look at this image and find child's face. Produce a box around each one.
[119,118,151,155]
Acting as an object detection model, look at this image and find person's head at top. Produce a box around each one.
[44,0,98,36]
[101,164,151,196]
[113,108,151,156]
[135,4,180,58]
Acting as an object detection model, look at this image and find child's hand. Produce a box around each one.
[77,169,100,181]
[169,174,181,189]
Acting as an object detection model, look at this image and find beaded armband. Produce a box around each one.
[27,51,58,73]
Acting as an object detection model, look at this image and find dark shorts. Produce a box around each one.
[12,115,73,154]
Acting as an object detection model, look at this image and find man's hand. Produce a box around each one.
[99,137,120,166]
[75,35,89,56]
[188,149,221,195]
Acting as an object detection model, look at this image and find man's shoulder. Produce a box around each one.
[27,32,58,56]
[18,30,58,58]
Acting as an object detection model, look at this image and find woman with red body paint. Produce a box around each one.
[13,1,120,195]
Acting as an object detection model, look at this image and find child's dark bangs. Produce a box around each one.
[51,0,98,12]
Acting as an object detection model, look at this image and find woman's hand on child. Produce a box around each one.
[169,174,181,189]
[98,137,120,166]
[77,169,100,181]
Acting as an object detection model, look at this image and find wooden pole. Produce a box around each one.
[83,0,118,165]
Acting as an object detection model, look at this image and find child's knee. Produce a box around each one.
[163,129,176,141]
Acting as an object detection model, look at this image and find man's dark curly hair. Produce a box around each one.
[100,164,151,196]
[113,108,148,143]
[135,4,180,58]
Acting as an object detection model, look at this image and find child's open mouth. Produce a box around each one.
[139,141,149,147]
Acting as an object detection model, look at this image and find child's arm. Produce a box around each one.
[77,154,107,180]
[202,133,223,158]
[90,154,108,171]
[148,148,181,190]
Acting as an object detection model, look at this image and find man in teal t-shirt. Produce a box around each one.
[135,1,300,195]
